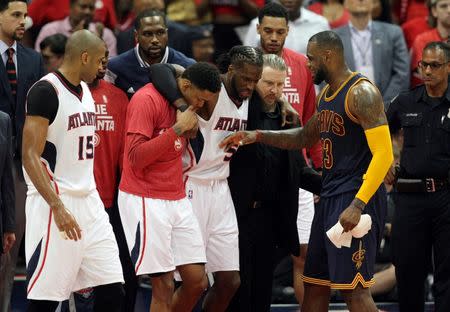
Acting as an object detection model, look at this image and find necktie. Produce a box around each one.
[6,47,17,101]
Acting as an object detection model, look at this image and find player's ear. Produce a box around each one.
[228,64,234,75]
[81,51,89,65]
[256,23,261,35]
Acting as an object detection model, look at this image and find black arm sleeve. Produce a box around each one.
[149,63,183,105]
[26,81,59,124]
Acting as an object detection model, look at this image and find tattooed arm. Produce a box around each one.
[219,112,320,150]
[347,80,388,129]
[339,80,393,232]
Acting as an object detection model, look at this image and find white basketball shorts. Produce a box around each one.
[185,178,239,273]
[118,191,206,276]
[297,188,315,244]
[25,192,124,301]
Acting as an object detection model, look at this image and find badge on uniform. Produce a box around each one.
[188,189,193,199]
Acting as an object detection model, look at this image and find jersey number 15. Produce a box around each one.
[78,135,94,160]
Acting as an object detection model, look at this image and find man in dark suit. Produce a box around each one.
[0,112,15,257]
[334,0,410,108]
[0,1,46,310]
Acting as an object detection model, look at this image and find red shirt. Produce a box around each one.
[281,48,322,168]
[90,80,128,208]
[410,28,446,87]
[307,3,350,29]
[401,16,432,49]
[29,0,117,29]
[119,84,186,200]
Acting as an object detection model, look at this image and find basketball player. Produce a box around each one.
[118,62,222,312]
[21,30,124,312]
[220,31,393,312]
[149,45,264,311]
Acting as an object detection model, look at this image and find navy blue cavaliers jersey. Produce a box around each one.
[317,72,372,197]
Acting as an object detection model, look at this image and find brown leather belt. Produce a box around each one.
[395,178,449,193]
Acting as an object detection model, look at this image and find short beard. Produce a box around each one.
[314,66,328,85]
[12,33,22,42]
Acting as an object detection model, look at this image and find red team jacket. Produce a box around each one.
[281,48,322,168]
[90,79,128,208]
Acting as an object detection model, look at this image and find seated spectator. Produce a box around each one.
[116,0,191,55]
[39,34,67,73]
[308,0,351,28]
[335,0,410,107]
[166,0,212,25]
[34,0,117,56]
[197,0,265,57]
[402,17,433,49]
[244,0,329,55]
[28,0,117,31]
[106,9,195,97]
[392,0,429,24]
[185,25,215,62]
[410,0,449,87]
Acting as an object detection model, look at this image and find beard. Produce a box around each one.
[313,65,328,85]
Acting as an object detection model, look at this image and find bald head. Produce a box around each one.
[65,29,106,60]
[62,30,107,83]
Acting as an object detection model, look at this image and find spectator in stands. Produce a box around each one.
[392,0,428,24]
[106,9,194,97]
[166,0,212,25]
[401,0,433,49]
[308,0,351,28]
[197,0,265,57]
[335,0,410,107]
[39,34,67,72]
[34,0,117,56]
[185,25,215,63]
[410,0,450,87]
[244,0,329,55]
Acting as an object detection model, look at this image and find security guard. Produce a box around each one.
[386,41,450,312]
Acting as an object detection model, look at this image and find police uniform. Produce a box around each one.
[387,84,450,312]
[302,72,387,289]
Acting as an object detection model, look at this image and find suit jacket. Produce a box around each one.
[335,21,410,108]
[0,43,45,163]
[228,93,321,256]
[0,111,15,253]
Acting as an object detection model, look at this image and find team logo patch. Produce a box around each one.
[352,240,366,270]
[174,138,182,151]
[93,133,100,147]
[188,189,193,199]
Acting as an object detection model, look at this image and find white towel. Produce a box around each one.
[326,214,372,248]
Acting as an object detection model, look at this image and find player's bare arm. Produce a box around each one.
[22,116,82,241]
[348,81,388,130]
[339,81,393,232]
[219,113,320,150]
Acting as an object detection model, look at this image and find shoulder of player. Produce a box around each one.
[347,80,385,124]
[129,83,167,110]
[282,48,307,63]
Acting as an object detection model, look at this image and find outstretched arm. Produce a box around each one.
[339,81,394,232]
[219,113,320,150]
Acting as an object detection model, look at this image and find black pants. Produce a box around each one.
[105,202,138,312]
[392,190,450,312]
[229,202,277,312]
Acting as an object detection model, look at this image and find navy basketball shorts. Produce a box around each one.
[302,187,387,290]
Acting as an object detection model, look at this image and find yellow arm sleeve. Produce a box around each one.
[355,125,394,204]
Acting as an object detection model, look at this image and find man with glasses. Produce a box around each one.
[105,9,195,98]
[385,41,450,312]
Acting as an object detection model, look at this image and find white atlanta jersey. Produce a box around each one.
[183,84,248,180]
[24,73,97,196]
